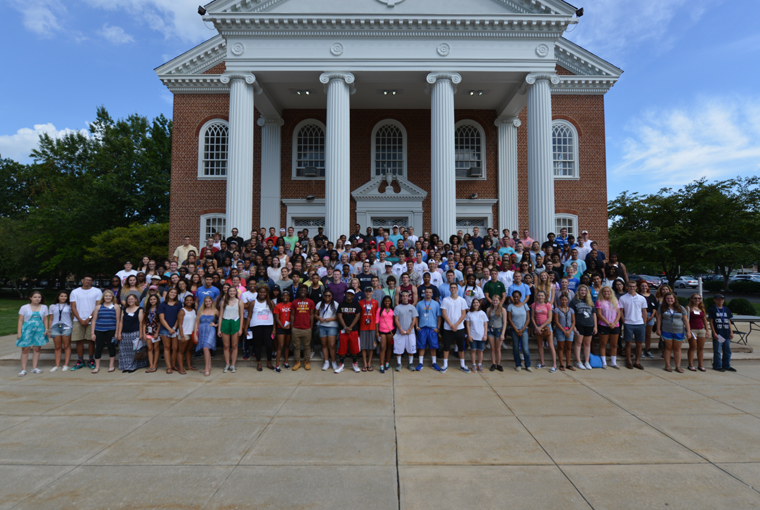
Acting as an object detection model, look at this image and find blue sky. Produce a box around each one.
[2,0,759,199]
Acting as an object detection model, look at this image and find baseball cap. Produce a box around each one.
[582,230,589,234]
[714,294,725,299]
[345,241,351,246]
[151,275,161,281]
[280,228,285,232]
[346,289,355,294]
[392,224,399,228]
[149,285,158,290]
[385,261,393,267]
[364,286,373,292]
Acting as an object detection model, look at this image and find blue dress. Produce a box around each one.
[17,311,48,347]
[196,314,217,351]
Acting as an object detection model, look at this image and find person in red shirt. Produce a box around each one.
[264,227,279,247]
[290,286,315,371]
[359,287,379,371]
[273,291,292,372]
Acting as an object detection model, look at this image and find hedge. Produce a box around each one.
[728,280,760,294]
[728,298,756,316]
[703,280,726,292]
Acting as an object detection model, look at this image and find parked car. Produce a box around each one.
[730,274,760,283]
[629,274,660,289]
[675,276,698,288]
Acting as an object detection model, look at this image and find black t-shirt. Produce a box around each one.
[357,272,374,290]
[308,286,324,305]
[542,241,559,252]
[337,300,361,332]
[215,250,233,266]
[314,234,328,245]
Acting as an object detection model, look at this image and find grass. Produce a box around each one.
[0,290,60,336]
[754,303,760,316]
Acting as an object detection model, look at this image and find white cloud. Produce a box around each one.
[0,124,89,163]
[10,0,66,37]
[614,97,760,189]
[565,0,710,62]
[84,0,211,43]
[98,23,134,44]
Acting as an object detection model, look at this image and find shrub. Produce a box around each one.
[728,298,755,316]
[703,297,716,310]
[677,297,690,308]
[728,280,760,294]
[703,280,726,292]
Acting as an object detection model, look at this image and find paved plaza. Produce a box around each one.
[2,347,760,509]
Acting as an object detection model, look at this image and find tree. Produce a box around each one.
[0,217,41,297]
[0,156,30,218]
[609,178,760,289]
[85,223,170,275]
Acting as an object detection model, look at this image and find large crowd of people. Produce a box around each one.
[16,224,737,377]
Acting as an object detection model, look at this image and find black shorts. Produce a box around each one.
[442,329,466,352]
[276,328,291,336]
[598,325,620,336]
[576,325,595,336]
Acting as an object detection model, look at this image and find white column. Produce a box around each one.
[319,72,354,241]
[495,116,521,234]
[220,72,256,238]
[526,73,559,245]
[257,115,284,232]
[427,72,461,240]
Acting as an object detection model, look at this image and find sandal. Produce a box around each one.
[367,366,374,371]
[664,367,673,372]
[566,365,576,371]
[559,366,565,371]
[361,366,367,372]
[267,364,274,370]
[675,367,684,373]
[187,366,198,371]
[145,368,157,373]
[698,366,706,372]
[179,370,187,375]
[91,369,99,374]
[204,371,210,377]
[166,369,173,374]
[688,366,696,372]
[108,368,115,373]
[257,364,263,372]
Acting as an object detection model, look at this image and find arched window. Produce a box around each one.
[555,214,578,237]
[455,120,486,179]
[197,119,228,179]
[372,120,407,177]
[199,214,226,246]
[552,120,579,179]
[292,119,326,178]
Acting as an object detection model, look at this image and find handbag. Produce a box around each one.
[133,337,148,361]
[588,353,604,368]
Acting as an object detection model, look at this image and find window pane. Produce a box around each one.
[555,217,576,237]
[203,123,228,177]
[375,124,404,177]
[205,216,226,240]
[455,125,482,178]
[296,124,326,177]
[552,124,575,177]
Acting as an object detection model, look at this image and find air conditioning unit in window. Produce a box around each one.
[467,166,483,178]
[304,166,318,177]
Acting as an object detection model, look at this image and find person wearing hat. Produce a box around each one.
[358,287,380,371]
[379,261,395,289]
[708,294,736,372]
[335,289,361,373]
[389,225,403,246]
[116,260,138,285]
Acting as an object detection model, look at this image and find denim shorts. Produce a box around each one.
[319,325,339,338]
[487,327,502,339]
[647,317,656,327]
[159,327,178,338]
[50,323,72,337]
[662,331,685,342]
[471,339,485,351]
[555,327,574,343]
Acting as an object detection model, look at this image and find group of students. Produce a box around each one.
[15,224,737,376]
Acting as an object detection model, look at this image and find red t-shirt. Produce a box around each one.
[359,299,379,331]
[292,298,315,330]
[274,302,292,329]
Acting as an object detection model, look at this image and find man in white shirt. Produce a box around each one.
[619,280,648,370]
[575,239,592,261]
[441,283,470,373]
[406,226,419,246]
[392,253,408,280]
[371,251,387,275]
[69,275,103,371]
[497,267,515,289]
[173,236,198,265]
[115,261,138,285]
[412,252,429,279]
[426,260,443,288]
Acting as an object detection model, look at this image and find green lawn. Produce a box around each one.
[0,290,60,336]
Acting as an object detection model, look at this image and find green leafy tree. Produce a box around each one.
[85,223,170,275]
[609,177,760,289]
[0,155,30,218]
[0,218,41,297]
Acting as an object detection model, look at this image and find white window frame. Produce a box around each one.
[555,214,578,238]
[197,119,229,180]
[454,120,487,180]
[291,119,327,180]
[199,213,227,247]
[552,119,579,180]
[371,119,407,178]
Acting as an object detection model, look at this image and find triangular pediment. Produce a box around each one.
[205,0,576,16]
[352,176,428,201]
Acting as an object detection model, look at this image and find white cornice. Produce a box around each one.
[551,75,618,95]
[555,37,622,77]
[159,75,230,94]
[155,35,227,77]
[208,14,575,37]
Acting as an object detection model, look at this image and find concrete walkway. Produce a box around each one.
[1,353,760,509]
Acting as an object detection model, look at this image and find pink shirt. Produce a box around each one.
[596,299,622,327]
[519,237,534,249]
[531,302,552,326]
[376,308,395,333]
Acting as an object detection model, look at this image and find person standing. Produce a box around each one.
[507,291,532,372]
[90,290,121,374]
[553,293,575,372]
[531,290,556,373]
[245,285,273,372]
[142,294,162,373]
[415,287,442,371]
[173,236,199,265]
[16,291,49,376]
[175,295,197,374]
[594,286,619,369]
[619,281,648,370]
[393,291,419,372]
[686,293,710,372]
[316,291,340,371]
[708,294,735,372]
[116,260,138,285]
[465,299,489,373]
[358,288,380,371]
[157,288,182,374]
[290,286,315,371]
[117,294,148,373]
[335,290,361,373]
[69,275,103,371]
[656,292,690,373]
[48,291,73,372]
[487,295,507,372]
[195,296,219,377]
[441,283,469,373]
[273,290,292,372]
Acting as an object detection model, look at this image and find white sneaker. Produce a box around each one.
[50,366,59,372]
[526,367,534,372]
[322,360,330,371]
[515,366,521,372]
[332,361,338,371]
[230,366,236,373]
[31,368,42,374]
[223,365,230,373]
[334,364,345,373]
[584,362,593,370]
[577,362,586,370]
[62,365,69,372]
[352,363,360,373]
[18,370,26,377]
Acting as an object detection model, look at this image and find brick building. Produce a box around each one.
[157,0,622,252]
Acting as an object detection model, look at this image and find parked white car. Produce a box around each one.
[675,276,698,288]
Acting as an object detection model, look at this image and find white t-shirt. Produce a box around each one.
[466,310,489,341]
[116,269,138,285]
[392,263,407,279]
[460,285,485,308]
[241,290,257,320]
[19,304,49,321]
[48,303,73,327]
[413,261,429,278]
[427,271,443,288]
[619,293,647,325]
[70,287,103,319]
[371,261,386,275]
[441,296,468,331]
[316,301,338,326]
[249,300,273,326]
[498,270,514,289]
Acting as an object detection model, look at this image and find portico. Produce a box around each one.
[157,0,621,247]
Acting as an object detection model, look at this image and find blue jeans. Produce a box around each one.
[511,329,530,368]
[712,331,732,369]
